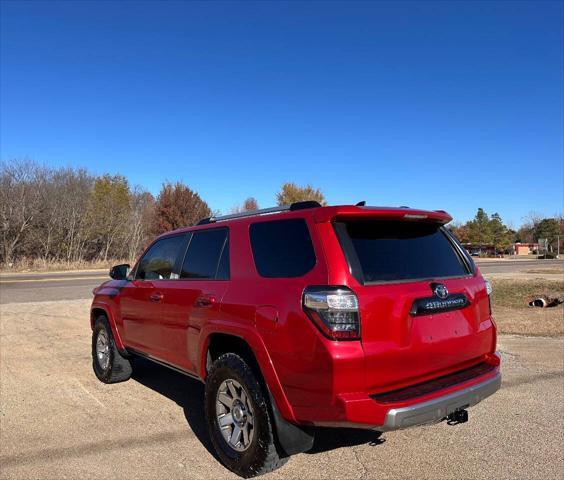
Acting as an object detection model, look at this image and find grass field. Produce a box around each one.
[524,268,564,275]
[491,278,564,336]
[0,258,129,273]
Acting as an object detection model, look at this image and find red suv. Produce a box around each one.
[91,202,501,477]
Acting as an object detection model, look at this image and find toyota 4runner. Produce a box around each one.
[91,201,501,477]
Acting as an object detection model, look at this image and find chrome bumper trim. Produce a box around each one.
[381,372,501,431]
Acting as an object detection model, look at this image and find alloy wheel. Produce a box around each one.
[96,330,110,370]
[215,379,255,452]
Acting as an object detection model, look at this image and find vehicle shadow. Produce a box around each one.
[306,428,385,454]
[131,357,385,458]
[131,357,219,460]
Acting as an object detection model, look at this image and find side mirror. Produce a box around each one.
[109,264,131,280]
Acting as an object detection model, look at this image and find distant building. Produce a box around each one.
[461,243,496,256]
[512,242,538,256]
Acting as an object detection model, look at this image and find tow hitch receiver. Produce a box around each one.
[446,408,469,425]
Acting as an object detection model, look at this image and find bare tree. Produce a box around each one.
[0,160,47,265]
[59,168,95,262]
[127,188,155,261]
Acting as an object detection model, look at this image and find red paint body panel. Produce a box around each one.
[91,204,499,429]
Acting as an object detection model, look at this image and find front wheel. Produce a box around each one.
[92,314,132,383]
[205,353,287,477]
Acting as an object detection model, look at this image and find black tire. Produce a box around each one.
[205,353,288,478]
[92,314,132,384]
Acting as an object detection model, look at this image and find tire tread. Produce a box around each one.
[92,314,132,384]
[205,353,287,477]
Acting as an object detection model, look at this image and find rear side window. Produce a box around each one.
[181,228,229,280]
[250,219,316,278]
[335,220,469,284]
[136,235,186,280]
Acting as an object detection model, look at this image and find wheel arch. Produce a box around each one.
[202,329,314,456]
[90,303,126,353]
[200,328,294,421]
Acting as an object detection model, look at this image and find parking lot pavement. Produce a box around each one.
[1,299,562,480]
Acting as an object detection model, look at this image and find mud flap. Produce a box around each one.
[268,391,314,456]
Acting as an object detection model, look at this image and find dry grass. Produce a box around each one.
[524,268,564,275]
[0,258,131,273]
[491,278,564,336]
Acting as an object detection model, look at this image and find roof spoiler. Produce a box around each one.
[314,205,452,224]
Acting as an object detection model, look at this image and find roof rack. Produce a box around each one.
[197,200,322,225]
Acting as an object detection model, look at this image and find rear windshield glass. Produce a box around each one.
[250,219,316,278]
[335,220,469,283]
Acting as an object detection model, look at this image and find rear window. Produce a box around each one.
[335,220,469,283]
[250,219,316,278]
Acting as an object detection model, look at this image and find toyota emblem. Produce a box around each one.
[432,283,449,299]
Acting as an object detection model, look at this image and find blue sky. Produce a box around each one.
[1,1,562,226]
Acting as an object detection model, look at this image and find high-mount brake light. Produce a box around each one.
[303,286,360,340]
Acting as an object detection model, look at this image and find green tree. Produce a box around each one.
[87,175,131,261]
[276,182,327,206]
[489,213,514,253]
[535,218,561,251]
[152,182,212,235]
[467,208,493,245]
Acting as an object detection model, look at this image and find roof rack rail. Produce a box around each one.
[197,200,322,225]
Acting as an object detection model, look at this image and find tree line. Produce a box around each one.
[2,159,561,268]
[449,208,563,254]
[0,159,326,267]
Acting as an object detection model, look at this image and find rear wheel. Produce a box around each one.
[205,353,287,477]
[92,314,132,383]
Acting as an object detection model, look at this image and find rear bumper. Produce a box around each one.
[294,359,501,430]
[381,372,501,430]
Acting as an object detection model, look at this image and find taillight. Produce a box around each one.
[303,286,360,340]
[485,279,493,314]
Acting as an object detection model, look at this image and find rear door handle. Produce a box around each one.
[195,294,216,307]
[149,292,164,302]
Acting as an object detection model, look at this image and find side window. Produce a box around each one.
[215,235,230,280]
[180,228,229,280]
[250,218,316,278]
[135,235,186,280]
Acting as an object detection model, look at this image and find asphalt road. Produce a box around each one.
[0,271,106,304]
[0,299,562,480]
[1,259,562,304]
[475,258,563,272]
